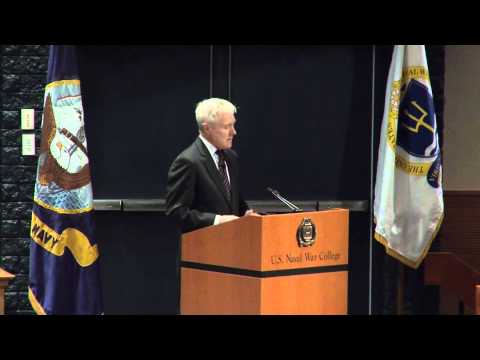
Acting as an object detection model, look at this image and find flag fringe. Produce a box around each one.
[374,212,445,269]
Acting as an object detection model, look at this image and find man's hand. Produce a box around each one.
[218,215,240,224]
[244,210,261,217]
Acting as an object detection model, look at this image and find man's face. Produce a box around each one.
[202,111,237,150]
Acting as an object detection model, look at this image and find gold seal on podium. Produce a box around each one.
[297,218,316,247]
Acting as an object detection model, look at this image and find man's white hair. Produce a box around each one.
[195,98,237,129]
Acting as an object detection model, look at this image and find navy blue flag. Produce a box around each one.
[28,45,103,314]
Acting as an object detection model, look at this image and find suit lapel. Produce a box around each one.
[195,138,233,210]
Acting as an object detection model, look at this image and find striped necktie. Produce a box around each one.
[216,150,231,201]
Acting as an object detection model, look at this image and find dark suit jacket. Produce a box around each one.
[166,137,249,233]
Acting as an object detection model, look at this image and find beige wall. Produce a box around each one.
[444,45,480,190]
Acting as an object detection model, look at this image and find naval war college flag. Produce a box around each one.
[28,46,103,314]
[374,45,444,269]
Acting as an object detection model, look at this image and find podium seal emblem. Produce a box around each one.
[297,218,316,247]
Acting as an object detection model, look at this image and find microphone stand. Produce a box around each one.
[266,187,303,212]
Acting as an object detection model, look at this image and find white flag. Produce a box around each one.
[374,45,444,269]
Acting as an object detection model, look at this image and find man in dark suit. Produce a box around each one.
[166,98,257,233]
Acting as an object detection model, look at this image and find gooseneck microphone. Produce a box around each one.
[266,187,303,212]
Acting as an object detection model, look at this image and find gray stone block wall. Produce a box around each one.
[0,45,48,315]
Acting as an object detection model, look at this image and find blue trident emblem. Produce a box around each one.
[397,79,438,158]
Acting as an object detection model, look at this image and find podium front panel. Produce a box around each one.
[181,209,348,272]
[181,268,348,315]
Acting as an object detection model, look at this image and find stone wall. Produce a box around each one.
[0,45,48,314]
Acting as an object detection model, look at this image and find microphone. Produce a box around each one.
[266,187,303,212]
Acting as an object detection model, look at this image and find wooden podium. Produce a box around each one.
[0,268,14,315]
[180,209,349,314]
